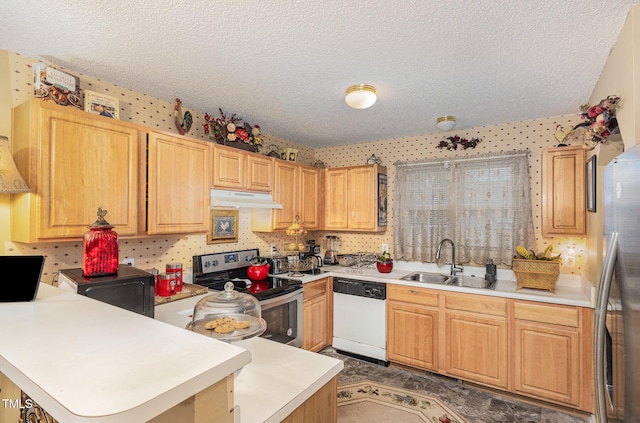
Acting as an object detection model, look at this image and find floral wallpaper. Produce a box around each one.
[4,51,587,282]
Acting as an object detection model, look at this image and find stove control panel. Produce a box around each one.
[194,249,260,275]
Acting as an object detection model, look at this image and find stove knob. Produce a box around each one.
[211,260,218,267]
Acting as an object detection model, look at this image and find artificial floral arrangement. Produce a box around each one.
[513,245,561,293]
[556,95,621,146]
[436,135,482,150]
[203,108,263,148]
[573,95,620,143]
[377,251,392,263]
[376,251,393,273]
[515,245,562,261]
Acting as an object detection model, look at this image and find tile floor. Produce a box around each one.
[321,348,590,423]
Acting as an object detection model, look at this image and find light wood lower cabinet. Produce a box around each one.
[302,278,333,352]
[387,285,439,371]
[281,377,337,423]
[386,285,594,412]
[512,301,594,411]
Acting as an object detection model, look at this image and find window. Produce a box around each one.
[394,151,534,266]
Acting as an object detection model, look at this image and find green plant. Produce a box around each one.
[378,251,392,262]
[516,245,562,262]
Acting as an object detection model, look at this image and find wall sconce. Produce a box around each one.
[436,115,456,131]
[0,136,30,193]
[345,84,377,109]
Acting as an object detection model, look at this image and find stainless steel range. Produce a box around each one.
[193,249,303,347]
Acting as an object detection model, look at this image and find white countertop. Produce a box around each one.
[0,284,251,423]
[294,262,595,308]
[154,293,344,423]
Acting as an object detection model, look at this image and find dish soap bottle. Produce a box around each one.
[82,207,119,277]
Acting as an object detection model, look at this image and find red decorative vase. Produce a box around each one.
[82,208,119,277]
[376,260,393,273]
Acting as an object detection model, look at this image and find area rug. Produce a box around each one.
[337,380,467,423]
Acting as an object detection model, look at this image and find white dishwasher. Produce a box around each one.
[332,277,388,365]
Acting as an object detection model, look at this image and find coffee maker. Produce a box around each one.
[324,235,341,265]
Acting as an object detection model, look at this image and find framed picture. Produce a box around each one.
[586,154,597,213]
[207,209,239,244]
[84,89,119,119]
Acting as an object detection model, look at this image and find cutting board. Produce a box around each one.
[154,283,208,305]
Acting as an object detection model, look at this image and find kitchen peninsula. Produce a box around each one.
[0,284,343,422]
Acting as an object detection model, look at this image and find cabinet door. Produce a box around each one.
[513,321,580,406]
[12,100,140,240]
[302,278,331,352]
[387,301,438,370]
[246,155,273,192]
[541,146,586,236]
[212,145,245,190]
[324,168,348,230]
[348,166,377,230]
[147,131,209,234]
[272,161,299,230]
[443,312,508,389]
[299,165,322,230]
[303,295,328,352]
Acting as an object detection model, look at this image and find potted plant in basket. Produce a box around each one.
[376,251,393,273]
[512,245,562,293]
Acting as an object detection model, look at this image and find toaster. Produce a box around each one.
[265,256,289,274]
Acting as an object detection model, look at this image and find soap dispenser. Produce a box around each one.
[485,259,497,283]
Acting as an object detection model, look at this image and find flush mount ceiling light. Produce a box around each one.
[436,115,456,132]
[345,84,377,109]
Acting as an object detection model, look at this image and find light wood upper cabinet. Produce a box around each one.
[251,161,322,232]
[324,168,348,230]
[272,160,299,230]
[299,165,322,229]
[147,131,210,234]
[541,145,586,237]
[212,144,273,192]
[11,99,141,241]
[324,164,386,232]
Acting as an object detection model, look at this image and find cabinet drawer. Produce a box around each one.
[444,293,506,317]
[388,285,438,307]
[514,301,579,327]
[303,278,328,301]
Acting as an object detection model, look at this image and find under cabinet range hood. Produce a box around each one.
[210,188,283,209]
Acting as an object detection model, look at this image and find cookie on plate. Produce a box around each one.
[214,323,236,334]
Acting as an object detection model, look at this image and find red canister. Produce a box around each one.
[82,208,119,277]
[166,263,183,293]
[149,268,160,295]
[158,273,176,297]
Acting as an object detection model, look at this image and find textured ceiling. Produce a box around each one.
[1,1,637,147]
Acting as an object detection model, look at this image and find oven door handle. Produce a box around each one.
[259,287,303,307]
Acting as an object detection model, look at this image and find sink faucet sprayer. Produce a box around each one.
[436,238,464,276]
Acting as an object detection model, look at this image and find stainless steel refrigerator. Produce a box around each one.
[595,144,640,422]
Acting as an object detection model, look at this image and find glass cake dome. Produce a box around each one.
[186,282,267,342]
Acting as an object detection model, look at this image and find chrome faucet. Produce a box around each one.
[436,238,464,276]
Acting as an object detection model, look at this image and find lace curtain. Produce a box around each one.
[393,150,534,266]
